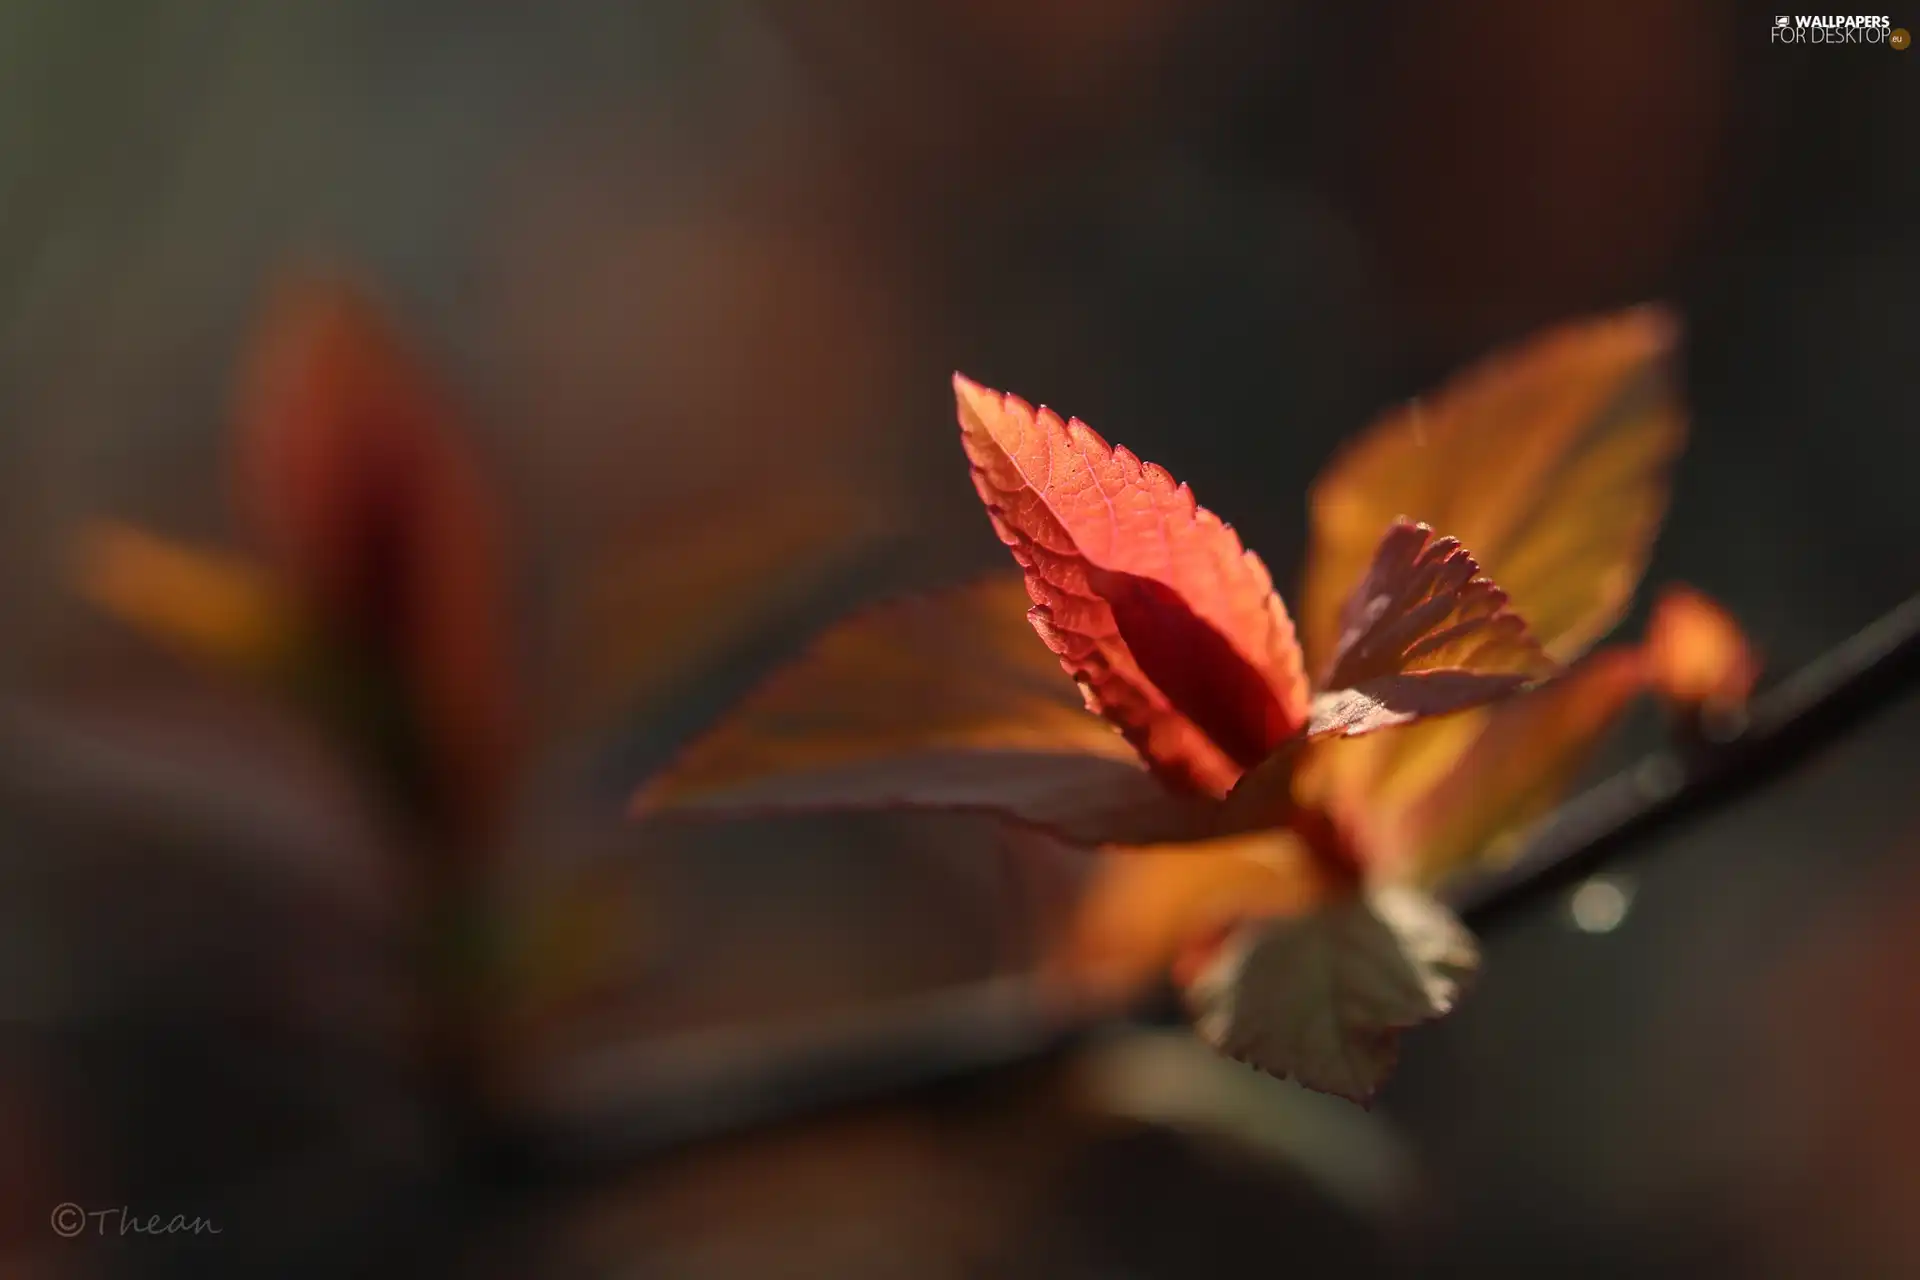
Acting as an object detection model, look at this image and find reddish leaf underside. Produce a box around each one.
[630,576,1228,846]
[1307,520,1556,739]
[954,374,1309,796]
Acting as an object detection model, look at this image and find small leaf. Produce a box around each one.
[1185,886,1479,1102]
[1303,307,1683,673]
[632,576,1223,845]
[233,269,520,834]
[1644,584,1760,710]
[1308,521,1555,739]
[955,374,1309,796]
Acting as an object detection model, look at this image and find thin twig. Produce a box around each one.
[518,591,1920,1168]
[512,977,1126,1175]
[1450,590,1920,929]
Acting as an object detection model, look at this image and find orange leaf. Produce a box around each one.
[1384,644,1651,883]
[955,374,1308,796]
[72,521,306,678]
[233,268,520,833]
[631,576,1223,845]
[1645,584,1760,710]
[1046,831,1330,996]
[1303,308,1684,674]
[1307,521,1555,739]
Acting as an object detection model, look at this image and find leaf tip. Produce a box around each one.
[952,371,1005,423]
[1618,301,1683,353]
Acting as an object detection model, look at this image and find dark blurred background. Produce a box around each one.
[4,2,1918,1277]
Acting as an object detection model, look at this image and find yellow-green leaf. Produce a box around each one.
[1184,885,1478,1102]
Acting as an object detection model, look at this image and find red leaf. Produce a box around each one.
[1309,521,1556,738]
[954,374,1309,796]
[232,269,520,835]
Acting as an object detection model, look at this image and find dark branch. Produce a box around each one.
[1449,590,1920,929]
[523,591,1920,1167]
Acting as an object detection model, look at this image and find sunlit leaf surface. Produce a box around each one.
[1388,645,1651,883]
[632,577,1222,844]
[1296,308,1683,830]
[956,374,1308,795]
[1303,307,1683,673]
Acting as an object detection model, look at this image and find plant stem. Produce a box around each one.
[1449,590,1920,929]
[525,591,1920,1165]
